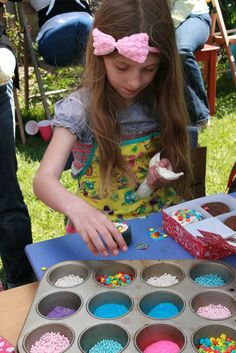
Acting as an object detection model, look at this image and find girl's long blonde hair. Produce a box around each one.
[82,0,192,199]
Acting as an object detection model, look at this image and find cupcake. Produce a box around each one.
[224,215,236,231]
[201,202,230,216]
[171,208,202,225]
[114,222,132,246]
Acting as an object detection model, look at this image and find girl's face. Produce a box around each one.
[103,53,160,106]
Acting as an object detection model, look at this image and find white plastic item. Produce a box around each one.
[25,120,39,135]
[134,152,184,199]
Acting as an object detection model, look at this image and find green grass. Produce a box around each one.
[0,62,235,283]
[16,137,77,241]
[199,112,236,194]
[198,69,236,195]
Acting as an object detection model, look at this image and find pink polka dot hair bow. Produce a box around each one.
[92,28,159,63]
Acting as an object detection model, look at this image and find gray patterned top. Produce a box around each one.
[52,87,160,144]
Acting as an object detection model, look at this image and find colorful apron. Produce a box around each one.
[66,132,178,232]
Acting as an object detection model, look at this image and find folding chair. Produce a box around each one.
[209,0,236,85]
[195,43,220,116]
[16,1,53,119]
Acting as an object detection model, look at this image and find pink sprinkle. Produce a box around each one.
[144,340,180,353]
[30,331,70,353]
[197,304,231,319]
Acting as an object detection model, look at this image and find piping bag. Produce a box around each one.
[134,152,184,199]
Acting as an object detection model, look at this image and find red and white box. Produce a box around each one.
[0,336,15,352]
[162,193,236,260]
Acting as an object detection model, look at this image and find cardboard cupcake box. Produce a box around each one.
[162,193,236,260]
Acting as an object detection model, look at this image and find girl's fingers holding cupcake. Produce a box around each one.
[96,223,122,256]
[84,225,110,257]
[79,229,99,256]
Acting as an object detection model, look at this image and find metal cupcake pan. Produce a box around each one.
[17,260,236,353]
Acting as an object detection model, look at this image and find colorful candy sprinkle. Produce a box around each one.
[171,208,202,225]
[148,227,168,240]
[197,333,236,352]
[96,272,133,287]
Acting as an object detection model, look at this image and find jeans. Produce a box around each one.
[0,81,33,287]
[38,16,93,67]
[176,13,211,125]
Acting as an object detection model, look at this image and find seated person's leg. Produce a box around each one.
[176,14,211,126]
[0,81,34,288]
[38,16,93,67]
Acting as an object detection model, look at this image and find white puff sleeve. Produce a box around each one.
[52,88,90,140]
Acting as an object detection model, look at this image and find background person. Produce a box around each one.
[0,1,34,288]
[170,0,211,126]
[29,0,93,66]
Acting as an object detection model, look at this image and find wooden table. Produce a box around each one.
[0,282,38,348]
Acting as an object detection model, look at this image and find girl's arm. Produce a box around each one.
[33,127,128,257]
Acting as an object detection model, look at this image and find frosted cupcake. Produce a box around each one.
[171,208,202,225]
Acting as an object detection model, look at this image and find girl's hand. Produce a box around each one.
[146,158,173,189]
[68,199,128,257]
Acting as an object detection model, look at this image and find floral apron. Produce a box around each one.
[66,132,177,232]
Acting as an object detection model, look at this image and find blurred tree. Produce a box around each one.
[219,0,236,28]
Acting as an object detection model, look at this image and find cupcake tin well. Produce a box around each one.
[17,259,236,353]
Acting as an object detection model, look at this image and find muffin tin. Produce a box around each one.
[17,260,236,353]
[163,193,236,259]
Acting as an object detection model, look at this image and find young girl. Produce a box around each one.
[33,0,192,258]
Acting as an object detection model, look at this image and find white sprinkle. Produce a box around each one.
[55,274,84,287]
[146,273,179,287]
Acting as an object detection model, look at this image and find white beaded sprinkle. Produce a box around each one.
[55,274,84,287]
[197,304,232,319]
[146,273,179,287]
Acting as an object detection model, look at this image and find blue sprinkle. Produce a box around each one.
[194,273,225,287]
[89,339,123,353]
[146,302,179,318]
[93,303,129,318]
